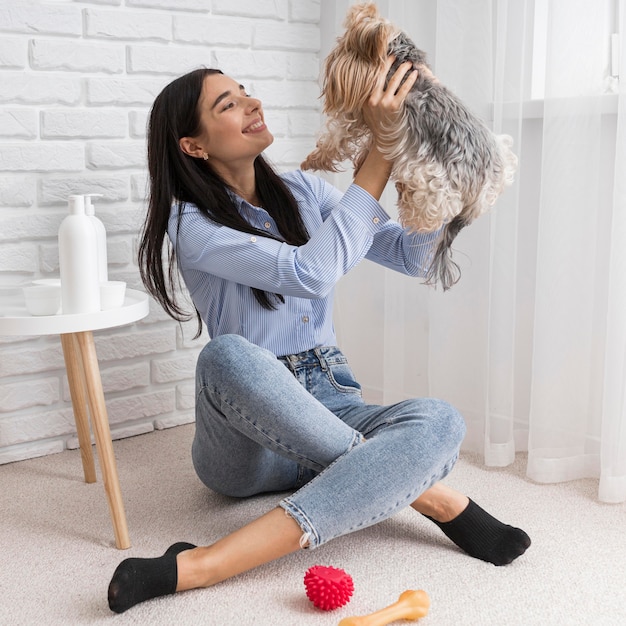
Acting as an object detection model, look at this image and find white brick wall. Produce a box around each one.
[0,0,322,464]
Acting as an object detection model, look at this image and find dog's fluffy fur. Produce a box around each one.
[301,3,517,289]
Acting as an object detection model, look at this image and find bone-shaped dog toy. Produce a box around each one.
[338,589,430,626]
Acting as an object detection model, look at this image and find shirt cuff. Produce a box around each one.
[341,183,391,232]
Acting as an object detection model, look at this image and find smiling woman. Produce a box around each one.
[177,74,273,203]
[110,64,531,615]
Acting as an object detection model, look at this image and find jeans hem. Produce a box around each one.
[279,500,319,549]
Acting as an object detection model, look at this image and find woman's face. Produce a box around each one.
[186,73,273,171]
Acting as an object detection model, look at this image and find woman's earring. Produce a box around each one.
[202,153,209,161]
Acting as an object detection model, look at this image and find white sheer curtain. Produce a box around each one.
[332,0,626,503]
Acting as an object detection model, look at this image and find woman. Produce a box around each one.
[108,61,530,614]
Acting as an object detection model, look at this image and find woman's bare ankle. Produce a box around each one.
[411,484,469,523]
[175,546,216,591]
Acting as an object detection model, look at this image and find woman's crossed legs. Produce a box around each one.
[108,336,530,613]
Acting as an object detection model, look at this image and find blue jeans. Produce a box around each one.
[192,334,466,549]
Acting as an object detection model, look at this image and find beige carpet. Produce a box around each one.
[1,424,625,625]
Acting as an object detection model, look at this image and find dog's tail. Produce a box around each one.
[424,214,467,290]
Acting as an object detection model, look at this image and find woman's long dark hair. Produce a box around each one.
[138,68,309,337]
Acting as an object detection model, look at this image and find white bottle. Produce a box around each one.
[58,195,101,314]
[84,193,108,283]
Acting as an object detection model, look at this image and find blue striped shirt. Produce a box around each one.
[168,170,439,357]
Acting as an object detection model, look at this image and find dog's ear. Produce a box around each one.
[346,21,389,65]
[343,4,390,66]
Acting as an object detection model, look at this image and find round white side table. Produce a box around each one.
[0,288,150,549]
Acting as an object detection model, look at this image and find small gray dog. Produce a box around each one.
[301,3,517,289]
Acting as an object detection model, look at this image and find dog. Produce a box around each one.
[301,2,517,290]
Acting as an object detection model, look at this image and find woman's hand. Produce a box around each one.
[352,59,417,201]
[362,58,418,149]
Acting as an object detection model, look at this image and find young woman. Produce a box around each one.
[107,60,530,613]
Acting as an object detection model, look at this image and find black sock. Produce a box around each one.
[425,499,531,566]
[107,542,197,613]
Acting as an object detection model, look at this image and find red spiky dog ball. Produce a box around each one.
[304,565,354,611]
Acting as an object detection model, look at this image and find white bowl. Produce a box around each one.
[100,281,126,310]
[23,284,62,316]
[33,278,61,287]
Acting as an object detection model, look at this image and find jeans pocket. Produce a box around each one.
[326,361,362,395]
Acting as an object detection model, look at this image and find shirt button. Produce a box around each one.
[302,315,309,323]
[264,221,271,228]
[373,217,380,224]
[250,236,257,242]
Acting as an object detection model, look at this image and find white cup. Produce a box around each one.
[100,281,126,310]
[23,284,62,316]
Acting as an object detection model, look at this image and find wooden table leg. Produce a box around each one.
[60,333,97,484]
[74,330,131,550]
